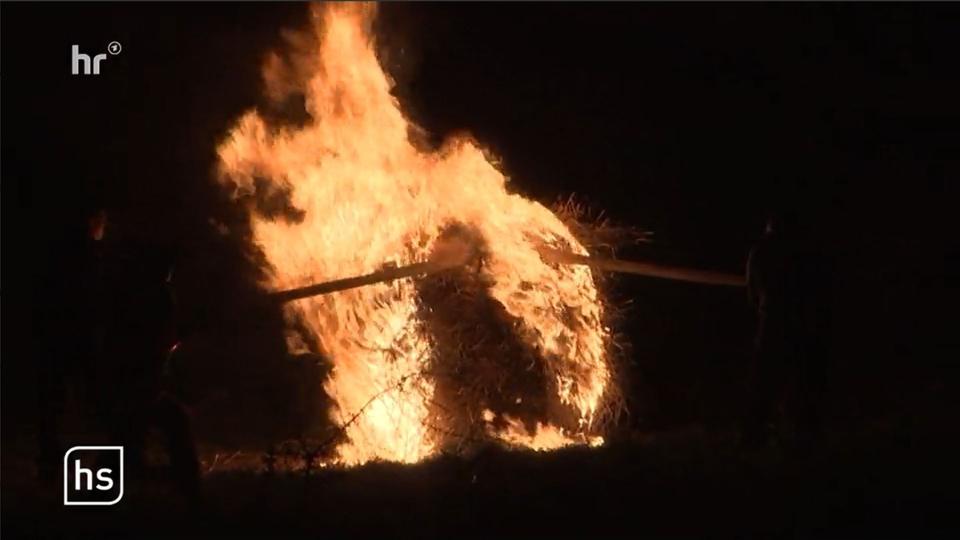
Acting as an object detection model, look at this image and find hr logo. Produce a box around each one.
[71,41,122,75]
[63,446,124,506]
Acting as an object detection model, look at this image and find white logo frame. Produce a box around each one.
[63,446,124,506]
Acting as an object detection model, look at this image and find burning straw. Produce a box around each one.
[217,3,625,465]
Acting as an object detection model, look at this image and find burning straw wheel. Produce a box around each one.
[216,3,620,466]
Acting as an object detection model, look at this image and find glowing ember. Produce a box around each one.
[217,2,615,466]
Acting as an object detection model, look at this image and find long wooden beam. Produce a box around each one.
[268,259,464,303]
[536,247,745,287]
[271,247,743,303]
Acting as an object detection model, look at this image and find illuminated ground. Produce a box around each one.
[3,390,952,539]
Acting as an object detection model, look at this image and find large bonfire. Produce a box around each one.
[217,2,620,466]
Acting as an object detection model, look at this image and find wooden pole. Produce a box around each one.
[271,247,743,303]
[268,259,464,303]
[536,247,745,287]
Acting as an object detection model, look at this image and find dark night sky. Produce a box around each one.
[2,3,953,440]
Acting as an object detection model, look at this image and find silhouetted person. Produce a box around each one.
[742,212,804,447]
[36,207,108,482]
[97,247,200,497]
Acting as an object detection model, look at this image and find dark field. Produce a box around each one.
[3,378,953,539]
[2,3,954,538]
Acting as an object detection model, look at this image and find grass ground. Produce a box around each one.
[3,384,954,540]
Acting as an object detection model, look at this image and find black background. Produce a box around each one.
[2,0,952,467]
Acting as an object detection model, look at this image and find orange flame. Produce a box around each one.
[217,3,614,466]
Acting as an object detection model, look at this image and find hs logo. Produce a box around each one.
[63,446,124,506]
